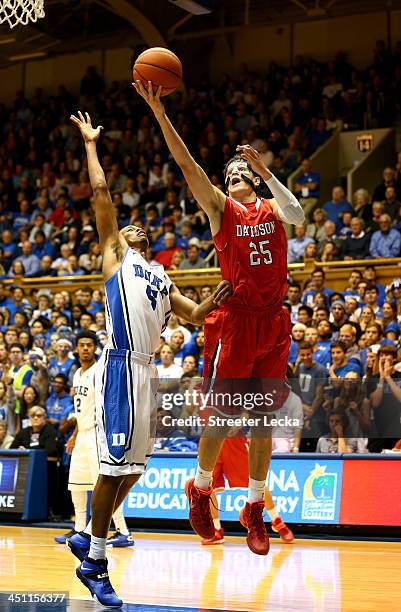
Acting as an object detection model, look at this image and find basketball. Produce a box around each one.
[133,47,182,96]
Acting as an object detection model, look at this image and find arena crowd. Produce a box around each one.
[0,43,401,517]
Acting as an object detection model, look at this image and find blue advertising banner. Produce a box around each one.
[123,455,343,524]
[0,458,18,494]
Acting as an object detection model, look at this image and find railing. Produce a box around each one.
[5,257,401,296]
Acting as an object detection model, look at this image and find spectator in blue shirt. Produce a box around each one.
[323,186,353,233]
[13,241,41,278]
[0,229,17,270]
[308,119,331,153]
[329,341,361,379]
[45,374,73,427]
[287,225,315,263]
[369,214,401,258]
[32,231,55,259]
[12,200,31,234]
[293,159,320,220]
[303,269,334,308]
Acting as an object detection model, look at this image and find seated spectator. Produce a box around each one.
[323,186,353,232]
[13,241,41,278]
[297,304,314,327]
[304,327,331,369]
[382,186,400,220]
[10,406,61,456]
[343,218,371,259]
[365,201,384,235]
[372,167,400,202]
[306,208,327,242]
[316,409,361,453]
[162,313,192,344]
[78,242,102,274]
[154,233,182,268]
[319,242,338,262]
[18,384,40,431]
[303,269,334,307]
[287,225,315,263]
[0,229,17,269]
[38,255,56,277]
[45,374,73,427]
[370,214,401,257]
[182,355,199,375]
[0,378,16,435]
[293,159,320,220]
[0,421,13,449]
[317,220,344,259]
[51,244,73,276]
[353,188,372,222]
[179,241,206,270]
[286,282,303,324]
[288,322,306,366]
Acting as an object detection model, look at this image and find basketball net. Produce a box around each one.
[0,0,45,29]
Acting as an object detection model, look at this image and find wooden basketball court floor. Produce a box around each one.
[0,526,400,611]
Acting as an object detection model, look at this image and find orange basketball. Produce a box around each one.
[133,47,182,96]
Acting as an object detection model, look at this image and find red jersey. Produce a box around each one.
[213,196,288,308]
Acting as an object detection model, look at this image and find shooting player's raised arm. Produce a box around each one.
[134,82,225,235]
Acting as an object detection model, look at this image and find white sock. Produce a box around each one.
[89,535,107,560]
[84,520,92,535]
[267,507,279,522]
[112,505,129,536]
[71,491,87,532]
[248,478,265,503]
[194,465,213,489]
[213,518,221,530]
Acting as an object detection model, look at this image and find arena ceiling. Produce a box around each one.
[0,0,400,68]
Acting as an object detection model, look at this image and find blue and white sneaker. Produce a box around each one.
[54,529,77,544]
[106,530,135,548]
[66,531,91,561]
[76,556,123,608]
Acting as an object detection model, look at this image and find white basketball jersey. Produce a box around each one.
[73,363,96,432]
[104,249,172,354]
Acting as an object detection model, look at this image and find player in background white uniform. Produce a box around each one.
[67,112,231,607]
[54,330,133,547]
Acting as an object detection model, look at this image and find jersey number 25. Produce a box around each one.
[249,240,273,266]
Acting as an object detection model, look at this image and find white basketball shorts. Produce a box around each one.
[95,348,158,477]
[68,428,99,491]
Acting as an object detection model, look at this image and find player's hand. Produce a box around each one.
[70,111,103,143]
[65,436,76,455]
[213,280,232,305]
[133,80,165,118]
[236,144,271,179]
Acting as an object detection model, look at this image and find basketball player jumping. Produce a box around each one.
[135,82,304,556]
[67,111,231,607]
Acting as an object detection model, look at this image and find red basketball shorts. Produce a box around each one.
[202,303,291,416]
[212,437,249,489]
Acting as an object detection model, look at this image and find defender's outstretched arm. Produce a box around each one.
[71,112,127,277]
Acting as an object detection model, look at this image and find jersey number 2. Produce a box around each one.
[249,240,273,266]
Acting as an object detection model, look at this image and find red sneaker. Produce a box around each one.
[271,517,294,543]
[185,478,215,539]
[239,501,269,556]
[201,528,225,546]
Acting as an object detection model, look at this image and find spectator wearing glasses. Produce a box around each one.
[10,406,61,457]
[369,214,401,258]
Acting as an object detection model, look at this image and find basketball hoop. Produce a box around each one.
[0,0,45,29]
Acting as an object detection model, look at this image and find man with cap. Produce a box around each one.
[330,300,348,339]
[80,225,96,255]
[179,240,206,270]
